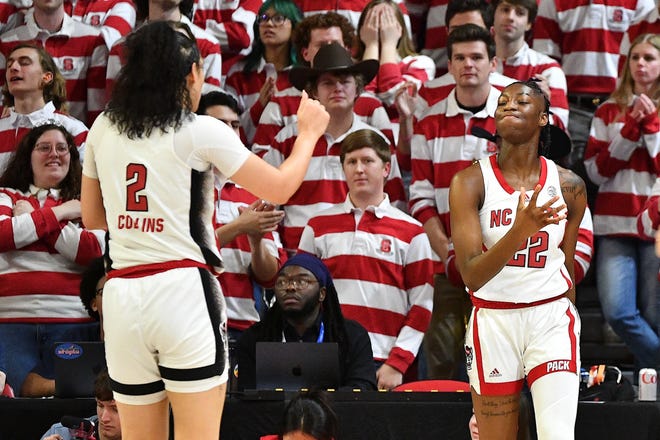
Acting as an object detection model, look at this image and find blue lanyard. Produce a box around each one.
[316,321,325,343]
[281,321,325,343]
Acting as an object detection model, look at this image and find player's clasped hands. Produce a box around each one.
[515,184,567,237]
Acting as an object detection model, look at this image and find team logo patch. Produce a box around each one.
[90,15,101,26]
[489,368,502,378]
[547,185,557,198]
[379,238,392,254]
[465,345,473,370]
[486,140,497,153]
[62,58,74,71]
[612,8,623,22]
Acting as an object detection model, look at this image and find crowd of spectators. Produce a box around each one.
[0,0,658,428]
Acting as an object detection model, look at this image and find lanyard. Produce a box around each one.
[281,321,325,343]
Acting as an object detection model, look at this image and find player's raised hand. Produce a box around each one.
[296,90,329,141]
[515,185,566,237]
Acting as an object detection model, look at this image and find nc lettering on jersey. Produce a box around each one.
[118,215,165,232]
[490,208,513,228]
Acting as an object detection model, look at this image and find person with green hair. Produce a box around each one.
[224,0,303,143]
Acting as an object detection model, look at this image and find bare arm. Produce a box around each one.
[394,83,416,156]
[230,91,329,204]
[215,199,283,283]
[20,372,54,397]
[80,175,107,230]
[247,233,280,284]
[423,215,449,264]
[450,165,567,292]
[558,167,587,304]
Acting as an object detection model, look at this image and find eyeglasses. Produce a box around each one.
[257,13,288,26]
[34,142,70,155]
[274,277,317,290]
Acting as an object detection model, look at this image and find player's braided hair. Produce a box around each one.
[522,78,551,157]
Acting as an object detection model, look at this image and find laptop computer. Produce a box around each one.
[54,341,106,398]
[255,342,340,391]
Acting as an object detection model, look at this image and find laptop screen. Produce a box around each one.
[255,342,340,391]
[54,341,106,398]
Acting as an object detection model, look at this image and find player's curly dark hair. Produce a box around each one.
[79,257,106,321]
[0,124,80,200]
[105,21,201,139]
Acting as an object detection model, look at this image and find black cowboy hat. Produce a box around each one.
[289,42,379,91]
[471,124,572,160]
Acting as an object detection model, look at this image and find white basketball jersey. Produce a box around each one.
[84,114,250,271]
[473,155,572,303]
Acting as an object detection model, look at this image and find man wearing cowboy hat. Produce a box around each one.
[252,12,399,175]
[260,41,406,255]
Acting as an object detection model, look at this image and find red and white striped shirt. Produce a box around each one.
[252,89,396,156]
[574,206,594,285]
[257,116,406,253]
[293,0,411,36]
[0,10,109,127]
[192,0,262,73]
[215,182,285,331]
[0,1,20,35]
[619,6,660,73]
[0,186,105,323]
[637,177,660,240]
[65,0,136,49]
[497,42,569,129]
[365,55,435,119]
[368,56,436,106]
[585,99,660,236]
[532,0,655,96]
[106,16,222,97]
[0,102,88,174]
[410,86,499,270]
[405,0,448,75]
[365,55,435,169]
[298,195,433,373]
[224,57,293,144]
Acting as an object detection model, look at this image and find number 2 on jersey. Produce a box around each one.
[126,163,148,211]
[507,231,549,268]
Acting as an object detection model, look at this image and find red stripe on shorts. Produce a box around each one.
[527,305,578,387]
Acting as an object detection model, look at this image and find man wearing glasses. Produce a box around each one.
[236,253,377,391]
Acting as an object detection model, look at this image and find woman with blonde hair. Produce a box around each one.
[584,33,660,371]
